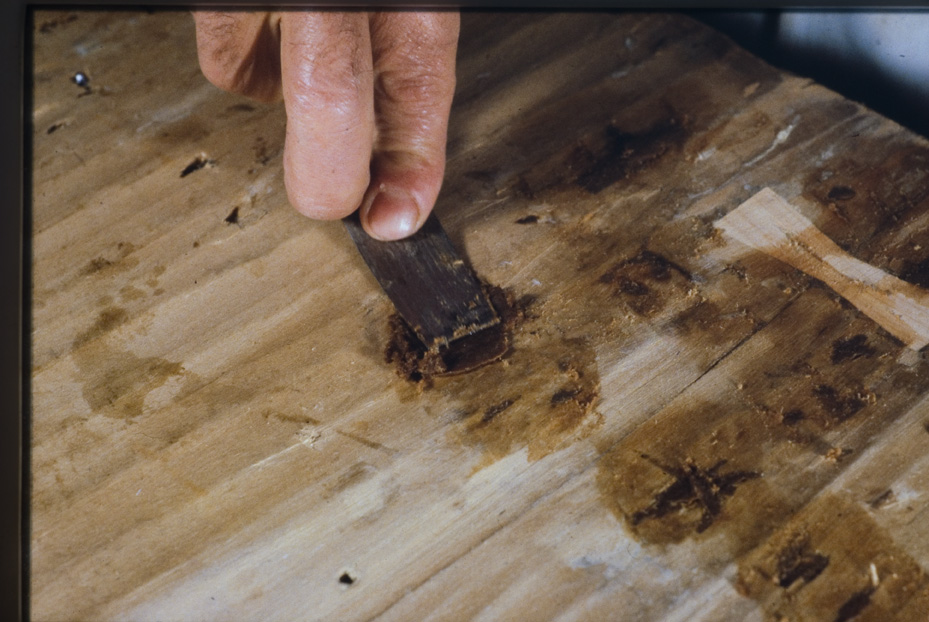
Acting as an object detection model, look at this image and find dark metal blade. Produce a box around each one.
[344,210,500,349]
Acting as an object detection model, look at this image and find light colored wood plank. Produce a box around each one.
[719,188,929,349]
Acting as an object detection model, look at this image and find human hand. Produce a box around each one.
[193,11,460,241]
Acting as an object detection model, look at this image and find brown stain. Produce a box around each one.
[826,185,857,202]
[511,113,689,200]
[900,257,929,290]
[456,333,602,464]
[324,462,376,498]
[262,410,321,427]
[72,307,185,420]
[595,402,775,547]
[81,241,138,277]
[811,384,870,425]
[801,138,929,259]
[251,135,281,166]
[382,286,603,465]
[831,334,876,364]
[737,494,929,622]
[598,249,694,317]
[37,13,78,34]
[119,285,146,302]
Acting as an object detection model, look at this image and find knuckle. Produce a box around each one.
[376,68,455,108]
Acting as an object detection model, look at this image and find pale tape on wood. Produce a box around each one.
[717,187,929,351]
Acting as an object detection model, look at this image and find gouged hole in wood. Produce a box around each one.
[224,207,239,225]
[338,571,356,586]
[717,188,929,351]
[179,155,214,178]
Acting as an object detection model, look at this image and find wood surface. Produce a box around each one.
[719,188,929,350]
[31,10,929,622]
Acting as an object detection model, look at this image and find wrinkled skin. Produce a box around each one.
[193,11,460,241]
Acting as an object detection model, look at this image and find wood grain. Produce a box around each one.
[31,10,929,621]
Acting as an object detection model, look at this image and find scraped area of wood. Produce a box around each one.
[718,188,929,350]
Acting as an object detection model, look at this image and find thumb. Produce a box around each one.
[359,12,460,241]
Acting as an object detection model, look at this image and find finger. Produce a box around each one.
[192,11,283,103]
[279,12,375,220]
[360,12,460,241]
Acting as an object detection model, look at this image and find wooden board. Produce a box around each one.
[30,10,929,621]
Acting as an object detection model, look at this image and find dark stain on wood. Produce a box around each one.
[251,135,281,166]
[262,411,321,427]
[73,306,129,349]
[479,398,518,425]
[515,215,539,225]
[826,185,857,201]
[69,305,188,420]
[80,242,138,277]
[830,334,875,364]
[781,409,805,426]
[802,139,929,258]
[868,489,896,509]
[773,530,830,589]
[392,279,602,465]
[834,585,876,622]
[37,13,78,33]
[738,494,929,621]
[628,455,760,534]
[180,156,213,178]
[778,550,830,590]
[573,119,687,194]
[599,250,693,316]
[812,385,868,423]
[900,257,929,289]
[224,207,239,225]
[508,113,689,200]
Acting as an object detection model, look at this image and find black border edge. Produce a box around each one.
[5,0,25,620]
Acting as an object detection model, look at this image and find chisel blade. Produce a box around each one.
[344,211,500,350]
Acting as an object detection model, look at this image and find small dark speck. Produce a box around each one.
[923,420,929,434]
[180,156,213,178]
[47,122,65,134]
[193,240,200,248]
[339,572,355,586]
[831,334,875,364]
[224,207,240,225]
[826,185,856,201]
[515,215,539,224]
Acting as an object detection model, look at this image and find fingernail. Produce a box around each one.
[364,189,420,241]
